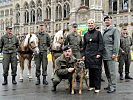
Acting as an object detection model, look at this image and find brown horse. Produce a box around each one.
[18,33,39,81]
[51,30,66,73]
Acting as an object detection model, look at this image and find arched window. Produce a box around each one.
[24,11,29,24]
[36,0,42,7]
[15,3,20,24]
[131,0,133,9]
[16,12,20,24]
[5,19,9,27]
[30,1,35,23]
[31,9,35,23]
[1,20,4,30]
[113,0,117,11]
[5,9,9,16]
[24,2,29,24]
[56,4,62,19]
[46,0,51,5]
[24,2,29,9]
[63,3,70,18]
[123,0,128,10]
[81,0,89,7]
[37,8,42,22]
[46,6,51,19]
[10,18,13,26]
[30,1,35,8]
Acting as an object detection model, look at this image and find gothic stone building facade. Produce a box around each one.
[0,0,132,37]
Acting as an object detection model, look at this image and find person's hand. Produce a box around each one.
[68,68,74,73]
[112,54,116,59]
[82,56,85,60]
[122,50,125,53]
[96,55,101,58]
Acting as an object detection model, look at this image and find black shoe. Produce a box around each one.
[107,89,116,93]
[35,77,40,85]
[125,75,133,80]
[2,76,8,85]
[43,80,48,85]
[51,86,56,92]
[104,86,110,90]
[120,75,124,80]
[2,81,8,85]
[43,76,48,85]
[12,76,17,84]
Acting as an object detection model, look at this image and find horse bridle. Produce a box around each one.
[28,35,38,50]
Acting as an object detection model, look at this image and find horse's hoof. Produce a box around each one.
[71,91,74,95]
[79,91,82,95]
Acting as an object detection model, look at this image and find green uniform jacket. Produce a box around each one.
[64,32,82,51]
[0,34,19,53]
[37,32,51,52]
[102,26,120,60]
[54,54,76,76]
[119,35,133,54]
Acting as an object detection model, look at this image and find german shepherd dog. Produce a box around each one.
[71,59,89,94]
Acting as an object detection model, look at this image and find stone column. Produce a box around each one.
[129,0,131,12]
[50,0,55,35]
[69,0,81,25]
[117,0,119,14]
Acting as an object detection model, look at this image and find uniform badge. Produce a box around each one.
[89,38,92,41]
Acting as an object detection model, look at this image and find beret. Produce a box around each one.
[63,45,71,51]
[72,23,78,28]
[104,16,112,21]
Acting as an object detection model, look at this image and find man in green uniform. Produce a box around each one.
[118,27,133,80]
[35,24,51,85]
[64,23,82,59]
[51,45,76,93]
[0,26,19,85]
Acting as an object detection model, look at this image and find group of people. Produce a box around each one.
[0,16,132,95]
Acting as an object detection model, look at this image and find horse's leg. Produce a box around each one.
[19,60,24,81]
[28,59,32,80]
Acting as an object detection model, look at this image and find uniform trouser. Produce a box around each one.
[118,53,131,74]
[35,52,48,77]
[89,68,101,90]
[2,53,17,76]
[52,73,73,88]
[73,51,81,59]
[103,60,116,90]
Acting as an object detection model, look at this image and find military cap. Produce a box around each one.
[39,24,44,26]
[6,26,12,30]
[72,23,78,28]
[104,16,112,21]
[63,45,71,51]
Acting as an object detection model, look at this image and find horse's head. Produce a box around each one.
[51,30,65,51]
[24,34,39,54]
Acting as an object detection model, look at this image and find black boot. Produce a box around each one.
[12,76,17,84]
[125,74,133,79]
[2,76,8,85]
[120,73,124,80]
[51,85,56,92]
[35,77,40,85]
[43,76,48,85]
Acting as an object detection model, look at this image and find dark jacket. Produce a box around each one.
[83,28,104,68]
[0,34,19,53]
[37,31,51,52]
